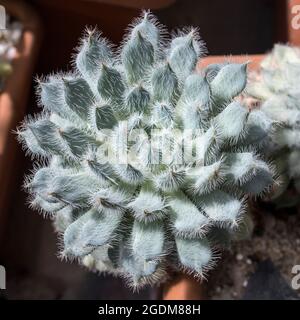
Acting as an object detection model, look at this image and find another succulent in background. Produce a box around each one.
[0,14,23,90]
[0,15,23,91]
[17,12,275,288]
[248,44,300,207]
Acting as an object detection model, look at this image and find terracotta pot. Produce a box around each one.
[163,273,207,300]
[198,54,265,72]
[0,0,42,246]
[287,0,300,46]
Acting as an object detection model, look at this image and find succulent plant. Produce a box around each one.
[0,15,23,90]
[17,12,275,288]
[248,44,300,207]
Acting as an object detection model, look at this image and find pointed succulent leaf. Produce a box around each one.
[197,190,243,226]
[97,64,125,108]
[151,62,179,103]
[240,162,274,195]
[49,173,100,208]
[27,119,67,156]
[152,102,175,128]
[63,209,95,257]
[91,187,128,215]
[131,12,160,48]
[153,168,185,192]
[131,220,165,262]
[86,158,117,184]
[127,190,166,222]
[63,78,95,120]
[182,73,210,105]
[27,167,54,193]
[122,31,154,84]
[114,164,143,185]
[204,63,226,82]
[169,31,202,80]
[180,100,210,130]
[89,102,117,130]
[169,191,210,237]
[31,195,65,214]
[176,237,213,275]
[118,245,161,286]
[18,127,48,157]
[187,159,225,194]
[214,101,248,142]
[60,127,97,157]
[125,85,150,113]
[79,209,123,247]
[210,63,247,102]
[194,126,222,165]
[39,78,71,119]
[76,30,112,90]
[225,153,274,195]
[54,206,75,233]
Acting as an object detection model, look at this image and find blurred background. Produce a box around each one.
[0,0,296,299]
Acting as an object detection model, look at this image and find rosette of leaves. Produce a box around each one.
[17,12,275,288]
[0,15,23,90]
[248,44,300,207]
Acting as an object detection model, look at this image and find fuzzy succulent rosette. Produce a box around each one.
[0,15,23,90]
[17,12,275,287]
[248,44,300,207]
